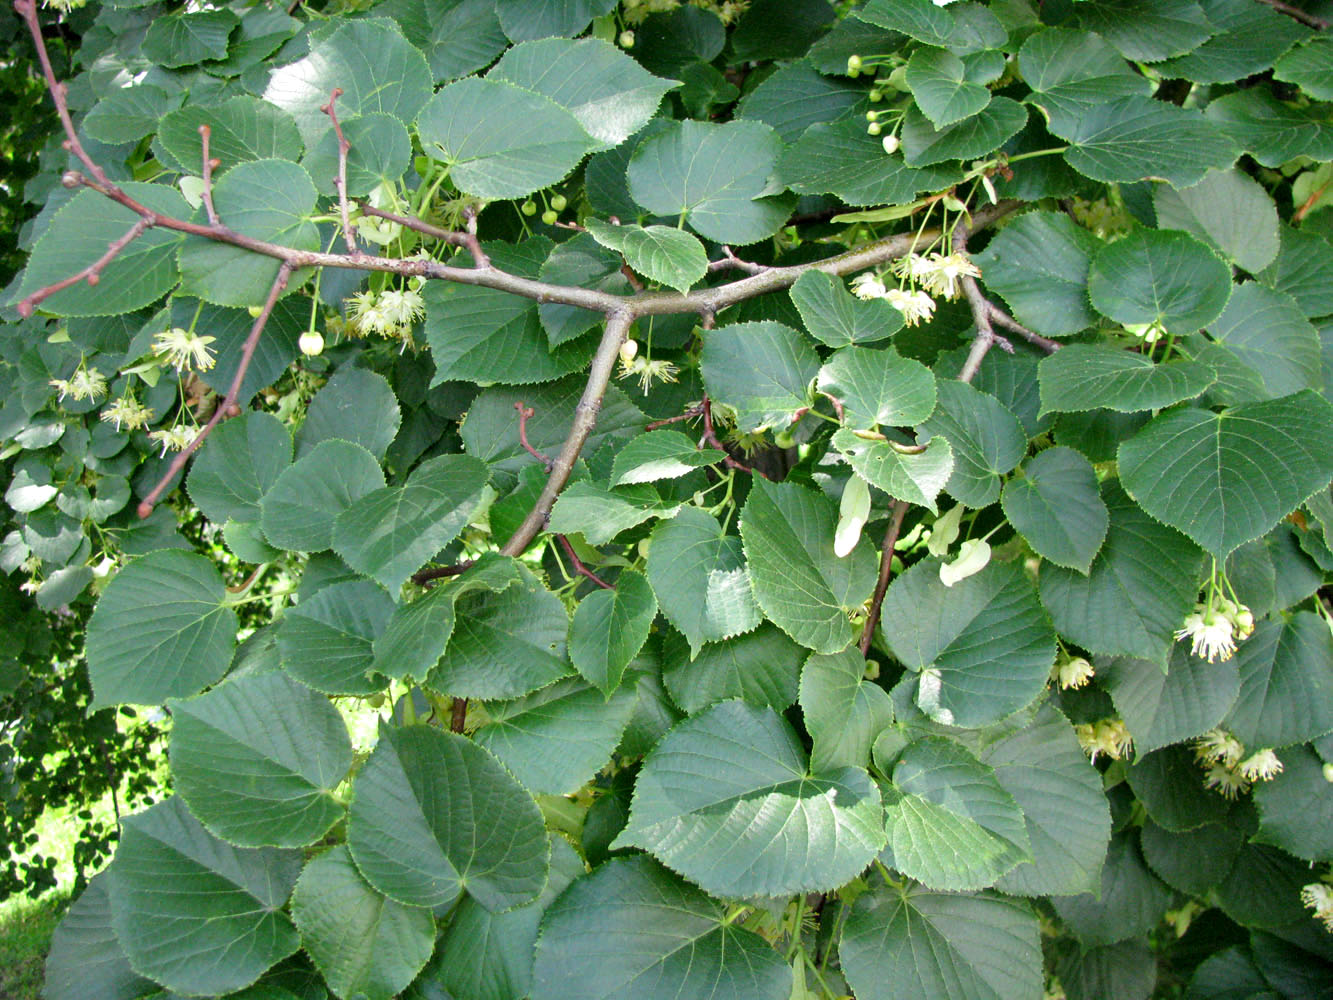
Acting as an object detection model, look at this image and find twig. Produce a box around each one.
[707,245,767,275]
[702,397,767,479]
[450,697,467,733]
[620,264,645,293]
[557,534,613,589]
[860,500,909,655]
[320,89,359,255]
[137,263,294,517]
[359,203,490,267]
[645,404,704,430]
[411,559,476,586]
[199,125,220,227]
[17,217,148,316]
[987,304,1060,354]
[954,228,1009,383]
[514,402,553,469]
[1254,0,1329,29]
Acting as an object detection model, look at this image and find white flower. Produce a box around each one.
[99,396,154,432]
[1302,883,1333,932]
[378,289,424,330]
[850,273,888,300]
[50,366,107,403]
[1194,728,1245,768]
[1054,656,1095,690]
[940,538,990,587]
[885,287,936,326]
[1175,604,1237,663]
[919,252,981,300]
[1238,749,1283,782]
[152,327,217,373]
[1203,763,1250,799]
[891,253,933,282]
[148,425,197,457]
[618,355,679,392]
[1076,719,1133,763]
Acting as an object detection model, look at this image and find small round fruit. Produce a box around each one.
[299,331,324,357]
[541,209,558,225]
[551,193,568,211]
[521,200,538,216]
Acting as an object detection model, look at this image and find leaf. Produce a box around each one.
[1152,168,1280,273]
[43,873,157,1000]
[259,440,385,553]
[700,321,819,432]
[537,233,633,347]
[348,724,549,910]
[856,0,954,46]
[296,367,401,461]
[1206,283,1322,400]
[1040,481,1204,665]
[1155,0,1311,84]
[906,47,991,129]
[799,649,894,772]
[332,454,489,595]
[1140,818,1242,896]
[583,219,707,293]
[84,85,183,144]
[919,379,1027,509]
[627,120,791,245]
[833,430,955,513]
[14,184,188,317]
[901,96,1028,168]
[735,60,865,144]
[1001,447,1109,574]
[532,856,792,1000]
[495,0,617,42]
[839,884,1042,1000]
[1118,391,1333,560]
[1215,843,1313,929]
[186,410,291,525]
[86,550,237,709]
[612,701,886,896]
[548,479,677,544]
[156,96,304,176]
[1251,744,1333,862]
[264,18,433,146]
[741,478,879,654]
[972,211,1103,337]
[373,0,508,82]
[817,346,936,430]
[789,270,904,347]
[185,297,306,402]
[1049,831,1174,947]
[1088,227,1233,334]
[108,797,301,996]
[1274,35,1333,100]
[290,845,435,1000]
[1072,0,1213,62]
[304,113,412,198]
[1224,612,1333,749]
[608,430,724,486]
[1259,226,1333,319]
[177,159,320,308]
[473,676,638,794]
[141,9,238,68]
[1019,28,1153,131]
[662,623,805,715]
[1126,745,1230,833]
[1204,89,1333,169]
[1038,345,1216,415]
[168,672,352,848]
[278,580,395,696]
[1102,645,1241,755]
[489,38,679,150]
[569,570,657,695]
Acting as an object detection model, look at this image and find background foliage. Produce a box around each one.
[4,0,1333,998]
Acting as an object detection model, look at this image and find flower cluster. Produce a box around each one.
[1301,881,1333,932]
[347,287,425,345]
[891,251,982,300]
[1193,728,1282,799]
[148,425,197,457]
[50,365,107,403]
[99,396,154,432]
[1075,718,1133,763]
[1052,655,1095,690]
[1174,597,1254,663]
[152,327,217,373]
[849,273,938,327]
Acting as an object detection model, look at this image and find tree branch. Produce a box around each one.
[17,216,148,316]
[557,534,613,589]
[320,89,359,255]
[199,125,220,227]
[358,203,490,267]
[987,303,1061,354]
[1254,0,1329,29]
[860,500,909,656]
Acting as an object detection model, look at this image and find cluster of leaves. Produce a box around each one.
[3,0,1333,998]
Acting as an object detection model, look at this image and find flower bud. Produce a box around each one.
[299,331,325,357]
[867,122,882,136]
[619,30,635,48]
[619,338,639,364]
[882,134,901,155]
[847,54,863,71]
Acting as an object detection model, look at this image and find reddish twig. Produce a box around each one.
[18,216,149,316]
[820,392,846,423]
[707,245,767,275]
[137,263,295,517]
[557,534,613,589]
[646,404,705,430]
[411,558,476,586]
[702,397,767,479]
[199,125,220,227]
[860,500,910,655]
[450,697,467,733]
[1255,0,1329,29]
[514,402,553,469]
[320,89,359,255]
[987,303,1060,355]
[620,264,645,292]
[358,203,490,267]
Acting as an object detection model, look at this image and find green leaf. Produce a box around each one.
[186,410,291,525]
[817,346,936,430]
[1127,746,1231,833]
[347,725,549,910]
[177,159,320,308]
[1001,447,1109,574]
[1155,0,1311,84]
[1204,89,1333,169]
[1072,0,1212,62]
[1274,35,1333,100]
[1119,391,1333,560]
[495,0,617,41]
[108,797,300,996]
[1215,843,1313,929]
[1049,831,1174,947]
[1206,283,1322,400]
[856,0,954,46]
[14,184,188,317]
[627,120,791,245]
[1038,345,1216,415]
[473,676,638,794]
[901,97,1028,168]
[742,478,879,654]
[290,845,435,1000]
[548,479,678,545]
[612,701,886,896]
[43,873,157,1000]
[187,297,306,402]
[1140,818,1242,896]
[1259,226,1333,319]
[884,736,1032,891]
[973,211,1103,338]
[296,367,401,461]
[168,672,350,849]
[1253,745,1333,861]
[156,97,304,176]
[1019,28,1153,131]
[537,233,633,347]
[1224,612,1333,749]
[278,580,394,696]
[608,430,724,486]
[646,507,762,656]
[84,85,183,144]
[332,454,489,595]
[87,550,237,709]
[418,78,592,200]
[1088,227,1232,334]
[583,219,707,293]
[985,703,1112,898]
[800,649,894,772]
[1152,169,1280,273]
[662,623,805,715]
[700,321,818,432]
[919,379,1027,509]
[304,113,412,198]
[790,270,904,347]
[1040,481,1204,665]
[141,10,238,68]
[259,440,385,553]
[1102,645,1241,755]
[532,856,792,1000]
[839,884,1042,1000]
[489,38,679,150]
[373,0,508,83]
[735,60,865,144]
[568,570,657,696]
[264,19,433,146]
[833,429,955,513]
[907,47,991,129]
[1057,97,1238,189]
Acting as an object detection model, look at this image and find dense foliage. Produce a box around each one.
[4,0,1333,997]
